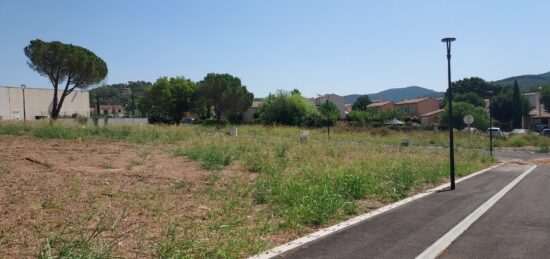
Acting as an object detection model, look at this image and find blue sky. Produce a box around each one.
[1,1,549,97]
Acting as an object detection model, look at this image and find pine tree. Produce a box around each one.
[512,80,522,129]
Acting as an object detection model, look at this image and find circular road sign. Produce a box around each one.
[463,114,474,125]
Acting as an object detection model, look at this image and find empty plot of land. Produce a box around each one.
[0,123,497,258]
[0,135,234,257]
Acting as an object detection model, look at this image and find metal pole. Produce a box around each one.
[131,88,135,118]
[539,87,542,130]
[442,37,456,190]
[21,84,27,123]
[489,97,493,157]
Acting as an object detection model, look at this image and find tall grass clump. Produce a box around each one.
[253,165,374,227]
[184,143,234,170]
[538,143,549,153]
[0,122,29,135]
[154,223,200,258]
[507,135,527,147]
[36,213,126,259]
[33,123,84,139]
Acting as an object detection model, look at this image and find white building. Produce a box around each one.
[0,86,90,120]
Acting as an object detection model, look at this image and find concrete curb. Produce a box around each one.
[249,162,506,259]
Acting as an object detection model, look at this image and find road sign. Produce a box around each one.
[463,114,474,125]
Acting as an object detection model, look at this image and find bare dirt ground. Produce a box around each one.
[531,157,550,165]
[0,135,230,258]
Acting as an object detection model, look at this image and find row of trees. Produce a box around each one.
[259,90,340,133]
[443,77,530,130]
[345,95,407,125]
[23,40,255,128]
[138,74,253,128]
[90,81,151,116]
[24,39,549,130]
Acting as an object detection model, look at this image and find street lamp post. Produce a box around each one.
[539,86,543,130]
[487,91,494,157]
[442,37,456,190]
[131,88,135,118]
[21,84,27,123]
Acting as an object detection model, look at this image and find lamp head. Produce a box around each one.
[441,37,456,43]
[21,84,26,89]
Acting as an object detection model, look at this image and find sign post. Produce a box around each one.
[463,114,474,134]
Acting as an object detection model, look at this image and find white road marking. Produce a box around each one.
[416,164,537,259]
[249,162,506,259]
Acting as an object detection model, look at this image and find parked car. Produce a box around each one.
[181,118,195,124]
[487,127,505,138]
[509,129,528,136]
[535,124,548,132]
[542,129,550,136]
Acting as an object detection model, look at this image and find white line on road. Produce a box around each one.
[416,164,537,259]
[249,162,506,259]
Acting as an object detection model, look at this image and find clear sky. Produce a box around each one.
[1,0,549,97]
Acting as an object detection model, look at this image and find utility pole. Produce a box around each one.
[442,37,456,190]
[539,86,543,130]
[131,88,135,118]
[488,91,493,157]
[21,84,27,123]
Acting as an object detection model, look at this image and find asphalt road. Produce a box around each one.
[439,165,550,258]
[494,149,549,161]
[279,151,549,259]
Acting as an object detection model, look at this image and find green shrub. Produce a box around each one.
[147,106,173,124]
[508,136,527,147]
[202,118,229,127]
[538,143,549,153]
[379,164,418,201]
[334,172,371,200]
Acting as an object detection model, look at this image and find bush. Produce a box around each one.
[538,143,549,153]
[260,90,318,126]
[507,136,527,147]
[201,118,229,127]
[302,109,323,127]
[348,111,371,126]
[226,112,244,124]
[147,106,173,124]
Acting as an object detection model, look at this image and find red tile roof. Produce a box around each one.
[395,97,433,105]
[420,109,445,117]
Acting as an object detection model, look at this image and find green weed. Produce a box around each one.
[184,144,234,170]
[173,180,189,190]
[538,143,549,153]
[100,162,113,169]
[0,164,9,174]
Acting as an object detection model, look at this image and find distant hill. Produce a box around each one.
[493,71,550,92]
[344,86,443,104]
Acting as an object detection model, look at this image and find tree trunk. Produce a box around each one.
[51,88,59,119]
[215,110,221,129]
[327,124,330,138]
[52,92,69,120]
